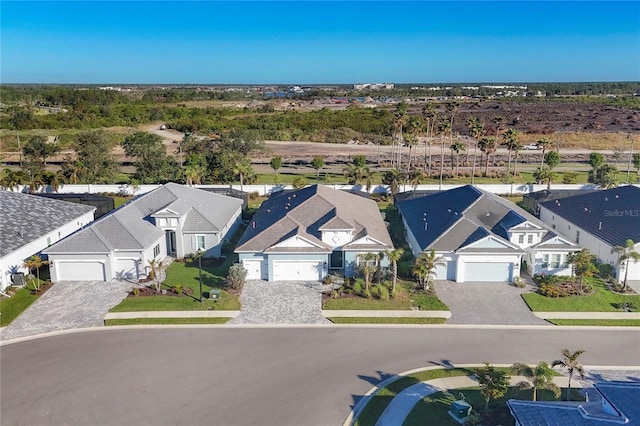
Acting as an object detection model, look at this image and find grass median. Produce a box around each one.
[329,317,446,324]
[105,317,232,326]
[547,319,640,326]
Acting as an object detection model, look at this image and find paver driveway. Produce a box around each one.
[433,280,549,325]
[1,280,134,341]
[230,280,330,324]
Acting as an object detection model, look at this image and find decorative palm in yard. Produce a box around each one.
[413,249,445,292]
[385,248,404,296]
[359,252,378,292]
[475,362,510,410]
[552,348,586,401]
[611,239,640,292]
[23,254,48,291]
[511,362,560,401]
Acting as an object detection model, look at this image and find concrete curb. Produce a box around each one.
[323,310,452,318]
[534,311,640,320]
[104,310,240,319]
[343,364,640,426]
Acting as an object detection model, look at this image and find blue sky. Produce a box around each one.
[2,1,639,84]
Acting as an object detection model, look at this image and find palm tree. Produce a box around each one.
[413,249,445,291]
[511,362,560,401]
[407,168,425,193]
[537,137,553,168]
[406,117,422,170]
[184,163,206,185]
[478,137,497,177]
[438,117,450,188]
[533,166,557,190]
[422,103,437,174]
[502,128,520,178]
[392,103,408,169]
[475,362,510,410]
[0,168,25,191]
[26,172,44,193]
[467,116,484,184]
[359,252,378,292]
[552,348,586,401]
[450,141,466,178]
[385,248,404,296]
[611,239,640,291]
[343,164,370,185]
[23,254,48,291]
[233,159,253,192]
[382,169,402,196]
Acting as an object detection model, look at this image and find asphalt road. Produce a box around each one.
[2,327,639,426]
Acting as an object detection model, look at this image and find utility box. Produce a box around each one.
[450,400,472,419]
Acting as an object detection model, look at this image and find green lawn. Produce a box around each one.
[110,257,240,312]
[522,278,640,312]
[323,293,447,311]
[548,319,640,326]
[329,317,446,324]
[0,287,38,327]
[105,317,231,326]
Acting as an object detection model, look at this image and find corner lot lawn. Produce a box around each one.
[0,287,38,327]
[110,258,240,312]
[522,278,640,312]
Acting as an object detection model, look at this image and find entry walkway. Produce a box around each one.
[1,280,134,341]
[434,280,549,325]
[229,280,331,324]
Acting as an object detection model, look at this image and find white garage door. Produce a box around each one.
[464,262,512,282]
[58,262,106,281]
[115,259,138,280]
[243,259,267,280]
[272,261,322,281]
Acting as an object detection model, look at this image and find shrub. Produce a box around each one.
[539,283,569,298]
[512,277,526,288]
[370,285,380,299]
[562,172,578,184]
[597,263,614,279]
[131,287,140,296]
[363,288,372,299]
[172,284,183,295]
[249,191,260,200]
[226,263,248,291]
[378,285,390,301]
[353,279,363,295]
[398,260,413,278]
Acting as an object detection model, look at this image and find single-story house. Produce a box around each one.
[44,183,243,282]
[235,185,393,281]
[0,190,95,291]
[396,185,579,283]
[508,382,640,425]
[539,185,640,287]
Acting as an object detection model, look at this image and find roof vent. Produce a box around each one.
[486,212,490,217]
[448,208,451,212]
[604,197,608,201]
[598,221,602,230]
[615,194,619,198]
[19,227,24,238]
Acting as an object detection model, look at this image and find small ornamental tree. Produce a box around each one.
[511,362,560,401]
[568,249,597,291]
[310,156,324,178]
[269,156,283,178]
[475,362,510,410]
[23,254,48,291]
[226,263,248,291]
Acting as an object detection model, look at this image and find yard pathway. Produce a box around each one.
[433,280,549,325]
[230,280,330,324]
[1,280,134,341]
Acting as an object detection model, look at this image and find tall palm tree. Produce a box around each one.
[438,117,451,189]
[406,117,423,170]
[359,252,378,292]
[450,141,466,178]
[537,137,553,168]
[385,248,404,296]
[478,137,496,177]
[422,103,437,174]
[502,128,520,178]
[392,103,408,169]
[467,117,484,184]
[511,362,560,401]
[413,249,445,291]
[611,239,640,291]
[552,348,586,401]
[23,254,48,291]
[233,159,253,192]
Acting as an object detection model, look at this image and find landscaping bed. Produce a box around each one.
[0,280,52,327]
[522,277,639,312]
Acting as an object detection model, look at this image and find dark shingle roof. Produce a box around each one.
[397,185,555,252]
[540,185,640,247]
[235,185,392,252]
[0,191,95,257]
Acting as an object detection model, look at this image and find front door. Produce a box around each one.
[166,231,177,255]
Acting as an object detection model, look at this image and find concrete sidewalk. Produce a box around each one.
[534,311,640,320]
[373,375,583,426]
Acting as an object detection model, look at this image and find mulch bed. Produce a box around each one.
[128,286,194,297]
[30,281,54,296]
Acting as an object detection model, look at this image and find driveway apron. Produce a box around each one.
[230,280,330,324]
[433,280,549,325]
[1,280,134,341]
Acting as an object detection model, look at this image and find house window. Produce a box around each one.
[542,254,549,268]
[551,254,561,269]
[153,244,160,257]
[527,234,533,244]
[576,231,580,244]
[330,251,343,269]
[196,235,206,250]
[518,234,524,244]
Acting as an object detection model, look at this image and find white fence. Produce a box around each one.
[8,182,614,197]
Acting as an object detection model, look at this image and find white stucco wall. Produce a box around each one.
[0,210,95,290]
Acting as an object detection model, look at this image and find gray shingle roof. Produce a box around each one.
[44,183,242,255]
[540,185,640,248]
[397,185,561,253]
[0,190,95,258]
[235,185,392,253]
